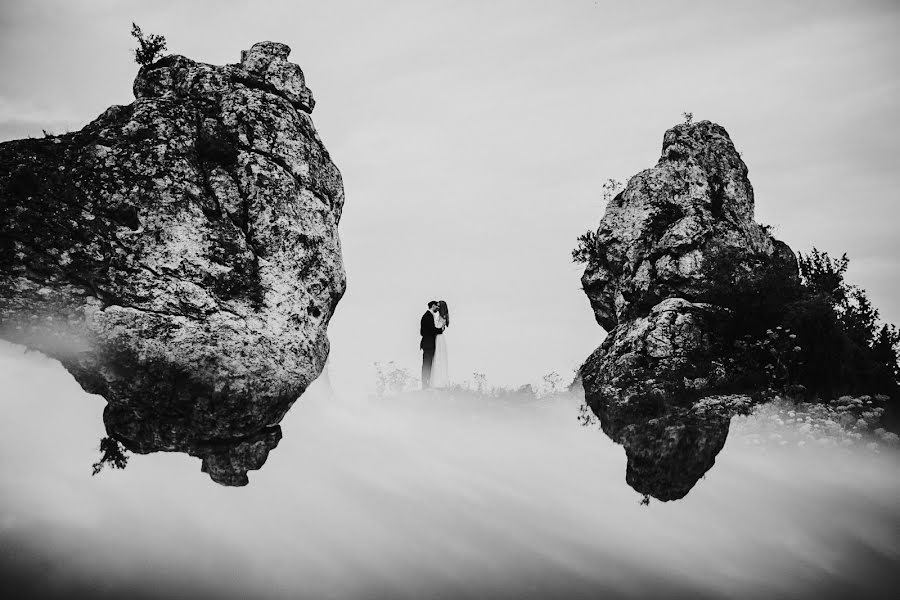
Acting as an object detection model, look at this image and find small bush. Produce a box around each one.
[571,229,598,264]
[573,179,623,264]
[601,178,623,203]
[538,370,576,397]
[798,248,848,305]
[471,372,488,395]
[577,402,598,427]
[707,248,899,407]
[91,436,129,475]
[873,325,900,381]
[374,361,417,398]
[724,327,804,397]
[131,22,167,66]
[783,249,899,399]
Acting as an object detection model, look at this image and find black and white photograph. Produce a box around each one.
[1,1,898,598]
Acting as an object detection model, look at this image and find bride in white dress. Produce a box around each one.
[431,300,450,388]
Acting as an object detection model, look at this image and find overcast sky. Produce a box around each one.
[1,0,898,390]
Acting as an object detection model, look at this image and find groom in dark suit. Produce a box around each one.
[420,300,444,389]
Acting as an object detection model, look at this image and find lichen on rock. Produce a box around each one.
[0,41,345,485]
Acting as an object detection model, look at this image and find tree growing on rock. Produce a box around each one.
[131,22,167,66]
[571,229,598,264]
[572,178,622,264]
[601,178,623,202]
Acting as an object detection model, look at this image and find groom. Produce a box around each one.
[420,300,445,389]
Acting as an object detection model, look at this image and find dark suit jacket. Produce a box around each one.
[420,311,443,350]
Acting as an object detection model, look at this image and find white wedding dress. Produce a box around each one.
[431,312,449,388]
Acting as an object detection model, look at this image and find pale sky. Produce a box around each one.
[1,0,898,391]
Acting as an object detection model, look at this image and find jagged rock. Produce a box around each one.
[592,393,752,501]
[581,121,799,404]
[106,407,283,487]
[0,42,345,483]
[198,427,282,487]
[579,122,800,499]
[582,121,798,332]
[620,409,730,502]
[581,298,730,424]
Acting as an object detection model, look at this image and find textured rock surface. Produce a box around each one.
[588,393,752,501]
[0,42,345,483]
[620,409,730,502]
[579,122,801,499]
[581,298,731,423]
[582,121,798,332]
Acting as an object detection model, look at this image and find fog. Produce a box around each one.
[1,342,898,598]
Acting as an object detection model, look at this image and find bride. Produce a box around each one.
[430,300,450,388]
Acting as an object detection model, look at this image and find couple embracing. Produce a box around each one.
[419,300,449,389]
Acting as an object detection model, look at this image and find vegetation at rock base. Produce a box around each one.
[721,326,804,395]
[791,249,899,392]
[726,248,899,418]
[798,248,849,303]
[574,172,899,403]
[131,22,167,66]
[374,361,417,398]
[373,362,575,400]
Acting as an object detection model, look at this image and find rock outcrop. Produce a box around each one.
[582,121,798,333]
[619,408,730,502]
[579,121,800,499]
[0,42,345,484]
[597,394,751,501]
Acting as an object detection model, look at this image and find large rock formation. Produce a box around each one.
[582,121,798,333]
[579,121,800,499]
[618,407,730,502]
[0,42,345,484]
